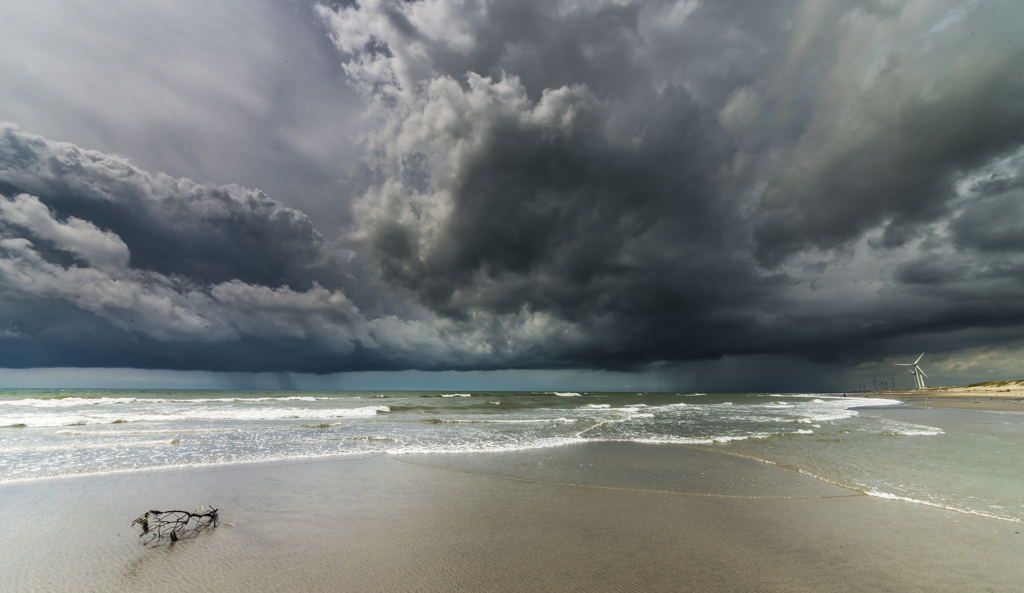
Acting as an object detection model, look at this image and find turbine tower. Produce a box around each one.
[895,353,927,389]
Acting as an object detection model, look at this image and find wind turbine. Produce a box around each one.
[895,353,927,389]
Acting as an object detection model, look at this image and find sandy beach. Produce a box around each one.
[859,380,1024,412]
[2,439,1021,592]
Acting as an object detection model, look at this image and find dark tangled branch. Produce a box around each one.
[132,506,219,545]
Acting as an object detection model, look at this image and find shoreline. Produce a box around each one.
[2,441,1022,592]
[857,389,1024,412]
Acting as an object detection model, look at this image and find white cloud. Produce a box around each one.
[316,0,482,104]
[0,193,129,272]
[0,192,369,347]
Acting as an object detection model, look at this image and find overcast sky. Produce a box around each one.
[0,0,1022,391]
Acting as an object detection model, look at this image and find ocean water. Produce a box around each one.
[1,389,1021,523]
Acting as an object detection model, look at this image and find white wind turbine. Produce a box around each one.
[895,353,927,389]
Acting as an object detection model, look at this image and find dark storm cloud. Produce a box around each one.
[753,23,1024,264]
[0,125,459,371]
[1,0,1023,378]
[355,83,780,368]
[949,161,1024,254]
[320,0,1024,369]
[0,125,328,291]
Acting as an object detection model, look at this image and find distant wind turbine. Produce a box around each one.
[895,353,927,389]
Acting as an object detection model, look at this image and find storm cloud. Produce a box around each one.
[321,0,1024,366]
[1,0,1023,384]
[0,124,484,371]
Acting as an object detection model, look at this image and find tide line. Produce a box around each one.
[390,456,865,501]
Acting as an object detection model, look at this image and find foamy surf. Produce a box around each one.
[0,395,335,407]
[2,389,1018,524]
[1,405,390,428]
[863,490,1022,524]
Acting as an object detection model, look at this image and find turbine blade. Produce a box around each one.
[918,368,927,377]
[895,363,911,366]
[914,353,924,364]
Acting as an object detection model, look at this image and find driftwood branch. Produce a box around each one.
[132,506,219,545]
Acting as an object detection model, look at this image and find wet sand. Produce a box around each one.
[905,398,1024,412]
[1,442,1021,592]
[861,390,1024,412]
[859,378,1024,412]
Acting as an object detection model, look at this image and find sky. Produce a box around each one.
[0,0,1022,392]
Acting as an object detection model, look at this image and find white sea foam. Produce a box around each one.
[0,405,390,428]
[381,435,588,456]
[0,395,339,407]
[657,402,688,409]
[0,439,177,453]
[855,397,902,406]
[168,395,328,403]
[440,393,472,397]
[0,450,394,484]
[877,419,943,436]
[631,433,766,445]
[426,417,577,424]
[893,427,943,436]
[0,397,140,407]
[554,392,581,397]
[864,490,1022,524]
[582,404,611,409]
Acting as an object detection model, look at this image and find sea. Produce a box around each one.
[1,389,1021,523]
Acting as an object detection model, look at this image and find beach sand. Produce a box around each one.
[861,387,1024,412]
[904,398,1024,412]
[859,378,1024,412]
[1,441,1021,592]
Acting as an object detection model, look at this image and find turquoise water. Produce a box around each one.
[1,389,1021,522]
